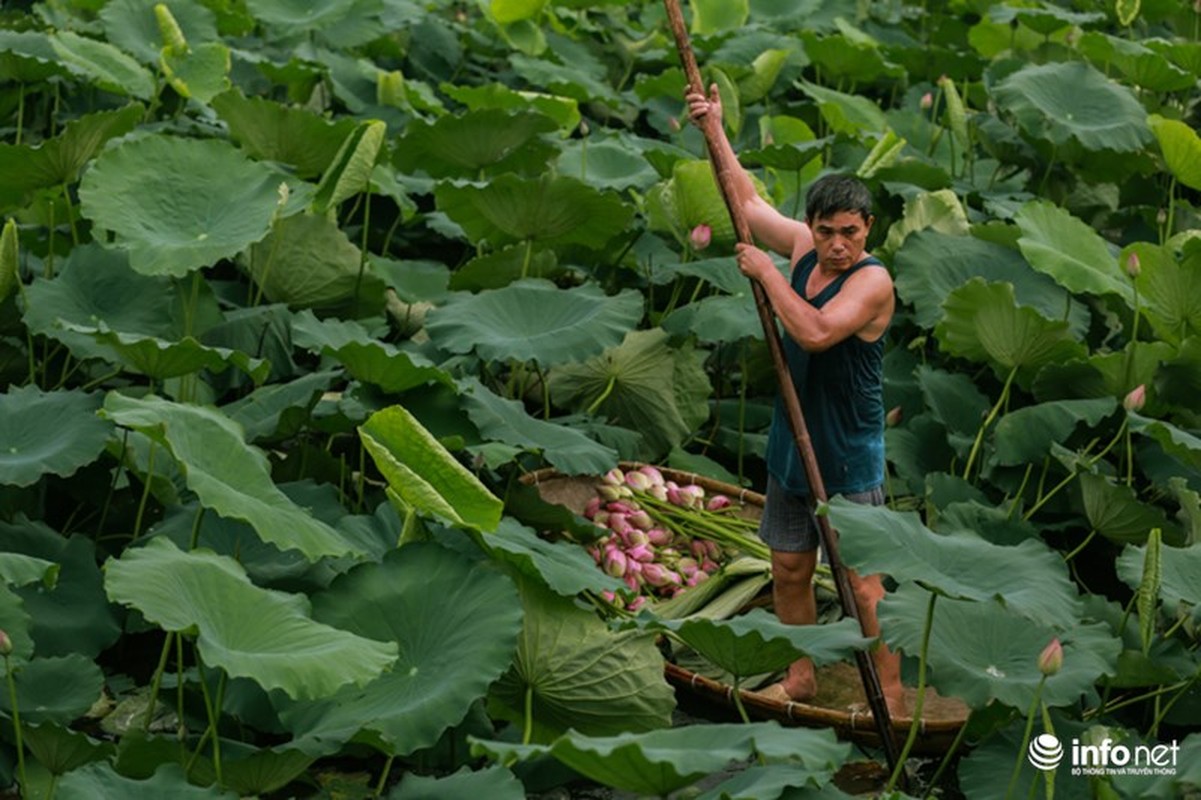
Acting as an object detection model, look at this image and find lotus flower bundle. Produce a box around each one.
[585,466,768,609]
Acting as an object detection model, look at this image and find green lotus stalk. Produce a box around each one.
[145,631,175,731]
[886,591,936,792]
[1005,639,1061,800]
[0,631,26,796]
[962,366,1017,482]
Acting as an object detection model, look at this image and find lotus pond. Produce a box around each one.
[0,0,1200,797]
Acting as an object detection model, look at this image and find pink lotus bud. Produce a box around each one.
[623,573,641,592]
[762,130,774,146]
[677,557,699,579]
[587,545,602,564]
[601,590,617,604]
[646,528,673,547]
[1125,251,1140,278]
[628,510,654,530]
[1038,638,1063,676]
[690,224,712,251]
[602,468,625,486]
[641,563,672,587]
[606,500,635,514]
[607,511,630,531]
[627,543,655,563]
[627,529,649,548]
[649,484,668,502]
[584,496,602,519]
[690,539,708,559]
[886,406,903,427]
[638,466,666,487]
[679,484,705,509]
[701,559,720,573]
[686,571,710,587]
[1157,208,1168,225]
[579,119,590,137]
[920,92,933,110]
[627,595,647,612]
[666,484,683,506]
[625,470,652,492]
[1123,384,1146,412]
[598,485,623,502]
[603,548,628,578]
[706,495,731,511]
[668,115,681,132]
[0,630,11,657]
[592,510,610,529]
[704,540,721,560]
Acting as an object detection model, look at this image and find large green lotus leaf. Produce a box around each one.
[935,278,1087,384]
[801,28,902,84]
[1148,114,1201,192]
[0,387,112,487]
[991,61,1151,153]
[880,189,971,256]
[0,584,34,666]
[106,537,396,699]
[482,517,621,598]
[916,365,990,457]
[457,377,617,476]
[691,0,749,34]
[212,91,357,179]
[23,723,114,776]
[642,610,870,678]
[291,310,451,392]
[894,230,1089,335]
[244,0,360,33]
[1015,200,1132,305]
[245,212,385,314]
[1129,413,1201,472]
[988,4,1103,35]
[57,762,237,799]
[958,715,1095,800]
[313,120,385,213]
[645,159,740,246]
[49,31,155,99]
[662,294,763,345]
[1079,473,1180,546]
[796,80,888,137]
[441,83,581,132]
[1078,33,1195,93]
[100,0,219,64]
[0,104,143,194]
[279,543,522,757]
[1126,242,1201,347]
[473,723,847,798]
[1117,541,1201,613]
[0,654,104,724]
[425,279,642,367]
[102,393,363,560]
[488,0,547,24]
[58,321,269,383]
[161,40,230,103]
[390,766,524,800]
[1087,341,1177,400]
[359,405,503,531]
[938,501,1039,547]
[509,51,621,107]
[0,30,71,82]
[434,174,632,249]
[556,138,660,192]
[879,584,1118,711]
[221,370,337,443]
[993,398,1118,466]
[828,498,1079,628]
[447,244,561,292]
[79,135,282,278]
[489,576,674,742]
[395,109,558,178]
[549,328,712,457]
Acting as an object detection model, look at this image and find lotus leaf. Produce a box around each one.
[988,4,1104,35]
[1128,413,1201,471]
[313,120,385,213]
[691,0,749,34]
[958,715,1096,800]
[79,135,283,278]
[1015,200,1132,304]
[447,245,561,291]
[57,762,238,799]
[58,321,269,383]
[482,517,622,598]
[395,109,558,178]
[662,293,764,344]
[472,722,847,797]
[935,278,1088,385]
[556,138,660,191]
[509,48,620,107]
[993,398,1118,466]
[425,279,642,367]
[291,310,450,392]
[646,159,751,246]
[100,0,219,65]
[359,404,503,531]
[161,40,230,103]
[102,393,364,559]
[916,365,990,457]
[22,723,114,777]
[106,537,396,699]
[828,497,1080,627]
[894,230,1090,335]
[878,583,1118,710]
[1079,473,1180,545]
[0,653,104,724]
[0,104,143,196]
[880,189,971,256]
[1078,33,1195,92]
[212,91,358,179]
[0,30,69,82]
[641,610,871,678]
[1148,114,1201,191]
[0,585,33,665]
[489,575,674,742]
[389,766,525,800]
[221,370,337,443]
[458,377,618,475]
[49,31,155,99]
[434,174,632,249]
[1128,241,1201,345]
[441,83,581,132]
[245,212,386,314]
[244,0,361,34]
[991,61,1151,153]
[796,80,888,137]
[801,28,903,84]
[549,328,712,457]
[0,387,112,487]
[280,543,522,756]
[696,763,847,800]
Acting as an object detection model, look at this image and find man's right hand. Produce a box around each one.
[685,83,722,128]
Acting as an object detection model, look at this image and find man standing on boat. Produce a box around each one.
[686,86,904,715]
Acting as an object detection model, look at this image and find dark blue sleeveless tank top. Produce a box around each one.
[764,249,887,497]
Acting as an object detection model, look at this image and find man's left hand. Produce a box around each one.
[735,243,776,284]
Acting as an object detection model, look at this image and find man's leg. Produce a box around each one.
[848,568,905,716]
[771,548,819,700]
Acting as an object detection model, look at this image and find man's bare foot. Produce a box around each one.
[758,682,816,704]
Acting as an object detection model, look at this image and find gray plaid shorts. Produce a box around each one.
[758,476,885,553]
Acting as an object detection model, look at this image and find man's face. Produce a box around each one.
[809,210,873,271]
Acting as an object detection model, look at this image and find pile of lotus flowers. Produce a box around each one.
[584,465,768,611]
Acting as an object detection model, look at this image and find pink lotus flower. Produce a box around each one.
[646,528,673,547]
[627,543,655,563]
[0,629,10,656]
[603,546,628,578]
[587,545,601,565]
[638,466,665,486]
[690,539,708,559]
[1123,384,1146,412]
[601,468,625,486]
[642,563,680,588]
[706,495,731,511]
[677,557,699,579]
[701,559,720,573]
[1125,251,1140,278]
[592,510,610,529]
[668,115,681,133]
[690,224,712,251]
[1038,638,1063,676]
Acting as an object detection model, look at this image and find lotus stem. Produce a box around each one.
[730,677,751,724]
[522,684,534,745]
[1150,670,1200,736]
[132,442,157,540]
[1004,675,1047,800]
[144,631,174,731]
[4,654,26,796]
[374,754,396,797]
[962,366,1017,482]
[585,373,618,416]
[886,590,936,793]
[188,506,206,551]
[195,652,226,785]
[1061,529,1097,562]
[353,187,372,315]
[923,715,971,799]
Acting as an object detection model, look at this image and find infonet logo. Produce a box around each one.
[1028,734,1181,777]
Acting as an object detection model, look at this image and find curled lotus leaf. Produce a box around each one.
[0,104,143,195]
[1148,114,1201,192]
[79,135,283,278]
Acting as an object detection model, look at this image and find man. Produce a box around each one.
[687,85,903,714]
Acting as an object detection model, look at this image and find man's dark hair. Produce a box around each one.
[804,174,873,223]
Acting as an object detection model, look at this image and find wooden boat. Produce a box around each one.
[522,463,969,756]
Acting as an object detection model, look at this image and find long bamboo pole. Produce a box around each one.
[661,0,903,775]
